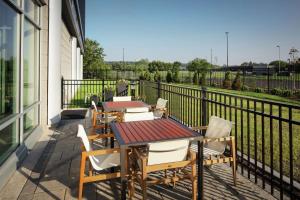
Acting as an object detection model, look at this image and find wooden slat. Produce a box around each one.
[103,101,149,112]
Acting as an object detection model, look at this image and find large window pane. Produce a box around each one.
[0,1,19,121]
[23,20,38,108]
[24,0,39,24]
[23,106,38,138]
[0,122,18,165]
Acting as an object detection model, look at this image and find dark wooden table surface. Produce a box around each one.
[110,118,203,200]
[102,101,150,112]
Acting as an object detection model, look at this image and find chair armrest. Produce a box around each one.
[84,148,120,156]
[87,133,114,140]
[133,147,147,161]
[190,126,208,131]
[203,136,235,144]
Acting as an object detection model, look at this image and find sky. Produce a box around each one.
[86,0,300,66]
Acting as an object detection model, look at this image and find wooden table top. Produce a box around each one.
[102,101,150,112]
[111,118,201,146]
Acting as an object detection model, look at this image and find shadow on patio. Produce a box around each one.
[0,117,275,200]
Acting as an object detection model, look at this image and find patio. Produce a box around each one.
[0,114,275,200]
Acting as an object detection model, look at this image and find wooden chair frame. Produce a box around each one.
[192,126,237,185]
[78,133,121,200]
[130,148,197,200]
[91,110,123,129]
[150,105,168,118]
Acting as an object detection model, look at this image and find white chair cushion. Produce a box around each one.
[147,139,189,165]
[113,96,132,102]
[126,107,149,113]
[205,116,233,154]
[156,98,168,109]
[77,125,120,171]
[153,110,164,119]
[123,112,154,122]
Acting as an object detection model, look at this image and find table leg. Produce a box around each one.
[120,145,128,200]
[197,140,203,200]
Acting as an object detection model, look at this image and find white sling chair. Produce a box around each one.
[77,124,120,200]
[113,96,132,102]
[151,98,168,119]
[191,116,237,185]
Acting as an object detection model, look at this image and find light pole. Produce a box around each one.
[276,45,281,73]
[225,32,229,69]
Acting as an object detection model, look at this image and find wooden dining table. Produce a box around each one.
[110,118,204,200]
[102,101,150,112]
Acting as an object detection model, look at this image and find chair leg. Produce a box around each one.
[78,153,86,200]
[141,159,147,200]
[191,156,197,200]
[232,138,237,186]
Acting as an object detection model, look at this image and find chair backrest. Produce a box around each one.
[153,98,168,118]
[205,116,233,154]
[123,112,154,122]
[113,96,132,102]
[147,139,189,165]
[77,124,99,170]
[92,100,98,112]
[156,98,168,109]
[126,107,149,113]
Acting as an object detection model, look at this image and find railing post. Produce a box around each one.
[102,79,105,102]
[267,67,270,93]
[61,77,64,109]
[201,87,207,130]
[157,80,161,98]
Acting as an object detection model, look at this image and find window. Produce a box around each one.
[0,1,20,164]
[24,0,39,24]
[23,106,38,138]
[23,20,38,108]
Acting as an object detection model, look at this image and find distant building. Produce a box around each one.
[253,65,275,75]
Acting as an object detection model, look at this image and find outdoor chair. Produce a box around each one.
[191,115,237,185]
[77,124,121,200]
[150,98,168,119]
[91,101,122,129]
[113,96,132,102]
[125,107,149,113]
[131,139,197,200]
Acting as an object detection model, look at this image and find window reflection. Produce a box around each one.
[0,0,18,121]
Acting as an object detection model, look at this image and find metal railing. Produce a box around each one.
[139,80,300,199]
[61,79,138,109]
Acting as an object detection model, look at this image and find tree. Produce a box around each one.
[192,72,198,85]
[172,61,181,73]
[172,71,179,83]
[83,38,106,71]
[154,71,161,81]
[187,58,210,85]
[269,60,288,71]
[166,71,173,83]
[223,71,231,89]
[232,71,241,90]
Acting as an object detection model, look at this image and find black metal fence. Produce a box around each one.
[139,80,300,200]
[61,79,139,109]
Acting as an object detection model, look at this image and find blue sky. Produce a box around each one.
[86,0,300,65]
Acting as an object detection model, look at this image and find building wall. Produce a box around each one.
[40,0,49,130]
[60,20,72,80]
[48,0,62,125]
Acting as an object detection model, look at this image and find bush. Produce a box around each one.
[241,85,249,91]
[172,71,180,83]
[199,73,206,86]
[211,82,217,87]
[144,71,151,81]
[166,71,173,83]
[270,88,281,96]
[223,71,231,89]
[232,71,241,90]
[282,90,292,97]
[193,72,198,85]
[154,71,161,82]
[254,87,263,93]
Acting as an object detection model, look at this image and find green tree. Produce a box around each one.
[154,71,161,81]
[172,71,180,83]
[166,71,173,83]
[232,71,241,90]
[172,61,181,73]
[269,60,288,70]
[192,72,198,85]
[187,58,210,85]
[83,38,106,71]
[223,71,231,89]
